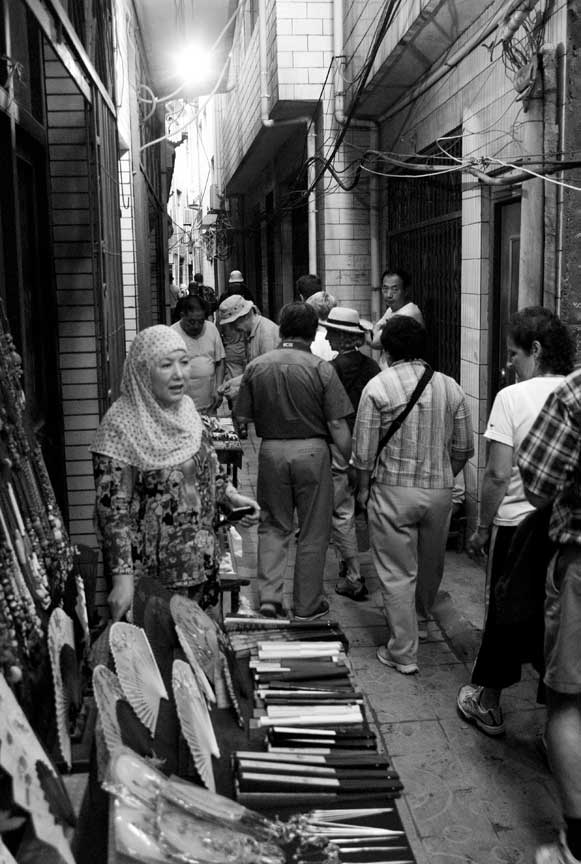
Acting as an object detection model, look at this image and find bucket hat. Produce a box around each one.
[228,269,245,284]
[322,307,367,333]
[218,294,254,325]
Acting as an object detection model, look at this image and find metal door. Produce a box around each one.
[491,198,521,403]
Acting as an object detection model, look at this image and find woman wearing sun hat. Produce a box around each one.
[322,308,380,601]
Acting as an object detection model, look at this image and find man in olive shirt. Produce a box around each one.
[236,302,353,621]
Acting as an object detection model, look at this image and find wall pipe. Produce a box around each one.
[333,0,381,320]
[258,0,317,271]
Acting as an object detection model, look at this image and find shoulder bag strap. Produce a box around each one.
[372,366,434,474]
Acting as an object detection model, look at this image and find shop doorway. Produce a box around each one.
[490,198,521,404]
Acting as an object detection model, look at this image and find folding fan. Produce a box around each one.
[109,622,168,734]
[169,595,219,683]
[174,623,216,704]
[92,665,126,756]
[172,659,220,792]
[47,608,78,770]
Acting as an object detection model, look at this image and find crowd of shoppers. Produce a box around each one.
[93,267,580,864]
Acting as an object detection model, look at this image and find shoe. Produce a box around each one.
[294,599,330,622]
[259,602,285,619]
[335,578,368,601]
[536,832,581,864]
[457,684,505,736]
[376,645,418,675]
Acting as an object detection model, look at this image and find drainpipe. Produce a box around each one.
[258,0,317,271]
[333,0,380,320]
[518,63,545,308]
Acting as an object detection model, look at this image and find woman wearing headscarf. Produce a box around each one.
[90,325,259,622]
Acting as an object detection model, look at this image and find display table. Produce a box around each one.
[202,415,243,485]
[90,611,415,864]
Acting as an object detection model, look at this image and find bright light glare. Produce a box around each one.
[173,44,214,88]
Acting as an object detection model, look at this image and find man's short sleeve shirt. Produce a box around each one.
[518,368,581,544]
[236,342,353,438]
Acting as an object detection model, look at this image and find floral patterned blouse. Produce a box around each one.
[93,431,230,593]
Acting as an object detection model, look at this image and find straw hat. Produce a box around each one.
[322,307,367,333]
[218,294,254,324]
[228,269,245,284]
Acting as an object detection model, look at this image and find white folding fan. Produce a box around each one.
[172,659,220,792]
[92,665,127,756]
[169,595,220,683]
[174,623,216,704]
[109,622,168,735]
[47,608,76,770]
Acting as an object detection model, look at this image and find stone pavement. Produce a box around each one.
[230,426,561,864]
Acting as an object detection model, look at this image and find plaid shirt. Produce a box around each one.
[352,360,474,488]
[518,368,581,544]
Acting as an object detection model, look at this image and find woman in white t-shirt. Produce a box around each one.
[457,307,575,737]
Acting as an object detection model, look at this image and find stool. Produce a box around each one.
[219,577,251,615]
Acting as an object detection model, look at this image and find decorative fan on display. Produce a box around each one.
[109,623,168,735]
[47,608,79,771]
[169,595,219,683]
[92,665,127,756]
[174,624,216,705]
[172,659,220,792]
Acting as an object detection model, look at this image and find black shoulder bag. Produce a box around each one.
[372,365,434,475]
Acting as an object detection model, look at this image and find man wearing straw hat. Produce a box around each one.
[322,308,380,601]
[216,295,279,403]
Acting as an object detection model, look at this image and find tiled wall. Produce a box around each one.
[45,47,99,549]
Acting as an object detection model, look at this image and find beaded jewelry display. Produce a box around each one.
[0,315,76,684]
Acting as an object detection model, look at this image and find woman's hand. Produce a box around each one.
[227,491,260,526]
[108,573,134,622]
[466,526,490,561]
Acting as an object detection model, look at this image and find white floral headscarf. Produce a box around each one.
[90,325,203,470]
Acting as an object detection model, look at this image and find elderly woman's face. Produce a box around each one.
[150,348,190,407]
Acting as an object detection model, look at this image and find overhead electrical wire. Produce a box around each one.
[304,0,404,197]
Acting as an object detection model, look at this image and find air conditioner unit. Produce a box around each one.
[209,184,222,211]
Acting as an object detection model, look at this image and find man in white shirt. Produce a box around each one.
[171,295,225,415]
[371,268,424,349]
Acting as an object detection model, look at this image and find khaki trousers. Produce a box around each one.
[330,445,360,573]
[257,438,332,617]
[368,483,452,665]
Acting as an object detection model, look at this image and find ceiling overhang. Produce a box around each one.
[225,101,316,195]
[353,0,494,118]
[132,0,239,97]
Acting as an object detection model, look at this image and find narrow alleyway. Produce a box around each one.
[232,427,561,864]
